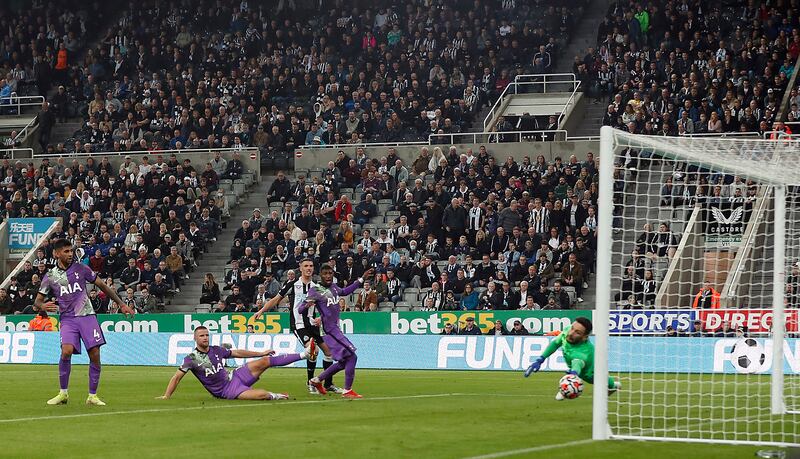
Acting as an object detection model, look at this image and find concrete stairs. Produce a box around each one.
[165,176,274,313]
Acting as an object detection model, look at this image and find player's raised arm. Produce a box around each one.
[157,369,187,400]
[524,332,563,377]
[253,293,284,319]
[93,276,134,317]
[340,268,375,296]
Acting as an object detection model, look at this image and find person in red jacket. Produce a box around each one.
[334,195,353,223]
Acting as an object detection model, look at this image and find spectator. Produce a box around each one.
[200,273,221,305]
[692,282,721,309]
[355,281,378,312]
[485,320,508,336]
[28,311,54,331]
[508,320,530,335]
[459,317,482,335]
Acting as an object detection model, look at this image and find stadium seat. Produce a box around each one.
[378,302,395,312]
[394,304,411,312]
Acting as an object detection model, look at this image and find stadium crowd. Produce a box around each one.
[579,0,799,137]
[0,151,248,314]
[22,0,584,155]
[214,144,600,313]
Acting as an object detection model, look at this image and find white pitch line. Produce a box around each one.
[0,393,456,424]
[463,439,595,459]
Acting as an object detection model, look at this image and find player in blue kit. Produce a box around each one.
[301,265,373,398]
[34,239,134,406]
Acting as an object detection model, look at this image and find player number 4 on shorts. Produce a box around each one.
[93,330,101,341]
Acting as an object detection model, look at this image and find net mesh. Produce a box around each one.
[600,128,800,446]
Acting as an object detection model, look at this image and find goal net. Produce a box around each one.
[593,126,800,447]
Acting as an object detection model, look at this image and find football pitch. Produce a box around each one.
[0,365,789,458]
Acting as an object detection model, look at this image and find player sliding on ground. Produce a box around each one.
[35,239,135,407]
[157,326,315,401]
[301,265,374,399]
[523,317,621,400]
[253,259,342,394]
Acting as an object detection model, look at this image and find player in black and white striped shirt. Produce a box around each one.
[254,259,342,394]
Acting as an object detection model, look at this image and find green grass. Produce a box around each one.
[0,365,792,458]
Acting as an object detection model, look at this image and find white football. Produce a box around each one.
[730,338,766,374]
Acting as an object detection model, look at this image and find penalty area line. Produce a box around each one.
[463,438,595,459]
[0,393,455,424]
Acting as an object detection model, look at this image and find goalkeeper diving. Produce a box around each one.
[524,317,621,400]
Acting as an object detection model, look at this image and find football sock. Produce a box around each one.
[59,357,72,391]
[88,362,101,395]
[270,354,301,367]
[323,359,334,387]
[343,354,357,390]
[306,359,316,381]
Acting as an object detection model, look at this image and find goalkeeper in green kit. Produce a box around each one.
[524,317,621,400]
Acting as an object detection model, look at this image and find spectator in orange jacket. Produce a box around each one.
[29,311,54,331]
[692,282,721,309]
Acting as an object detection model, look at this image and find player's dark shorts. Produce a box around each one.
[293,326,324,346]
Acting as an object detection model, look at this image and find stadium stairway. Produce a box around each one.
[552,0,611,139]
[165,175,274,313]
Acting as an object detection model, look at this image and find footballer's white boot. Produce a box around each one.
[608,381,622,396]
[269,392,289,400]
[47,391,69,405]
[555,391,565,401]
[308,384,320,395]
[86,394,106,406]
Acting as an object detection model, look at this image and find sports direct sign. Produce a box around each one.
[698,309,799,333]
[609,310,694,333]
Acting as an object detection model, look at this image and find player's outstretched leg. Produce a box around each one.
[86,346,106,406]
[47,345,74,405]
[237,389,289,401]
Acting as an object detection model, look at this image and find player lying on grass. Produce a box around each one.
[157,326,316,401]
[301,265,374,399]
[523,317,621,400]
[36,238,135,407]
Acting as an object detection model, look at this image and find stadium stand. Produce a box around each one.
[0,150,258,314]
[36,0,589,158]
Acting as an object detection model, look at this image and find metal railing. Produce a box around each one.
[680,131,761,138]
[33,146,257,159]
[0,93,45,116]
[428,130,569,144]
[722,186,772,307]
[0,148,34,159]
[298,140,427,150]
[483,73,580,131]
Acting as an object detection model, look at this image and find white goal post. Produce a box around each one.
[594,126,799,447]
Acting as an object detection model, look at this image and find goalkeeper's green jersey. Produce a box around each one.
[541,330,595,382]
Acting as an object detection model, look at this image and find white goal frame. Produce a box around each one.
[593,125,795,447]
